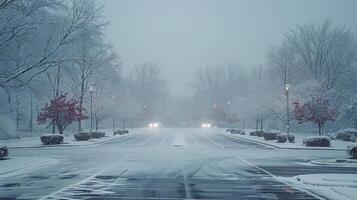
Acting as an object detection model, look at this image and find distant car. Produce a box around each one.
[148,122,159,128]
[201,123,212,128]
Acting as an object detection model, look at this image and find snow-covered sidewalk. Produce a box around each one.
[279,174,357,200]
[1,129,134,148]
[0,156,58,178]
[227,129,354,151]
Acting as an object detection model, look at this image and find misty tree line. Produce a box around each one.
[191,20,357,134]
[0,0,168,138]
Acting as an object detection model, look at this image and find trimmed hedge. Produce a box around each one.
[91,131,105,138]
[263,131,281,140]
[303,136,330,147]
[114,130,129,135]
[334,129,357,141]
[249,130,264,137]
[230,129,241,134]
[347,144,357,159]
[74,132,91,141]
[41,134,64,145]
[0,146,8,158]
[276,134,295,143]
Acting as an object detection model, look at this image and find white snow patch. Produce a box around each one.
[172,132,185,147]
[279,174,357,200]
[0,156,58,178]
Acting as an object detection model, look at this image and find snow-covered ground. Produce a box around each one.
[0,156,58,178]
[1,127,356,199]
[279,174,357,200]
[0,129,134,148]
[229,129,355,150]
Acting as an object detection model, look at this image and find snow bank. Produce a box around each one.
[279,174,357,200]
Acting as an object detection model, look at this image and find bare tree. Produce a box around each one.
[284,19,357,92]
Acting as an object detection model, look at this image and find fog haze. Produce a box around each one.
[102,0,357,96]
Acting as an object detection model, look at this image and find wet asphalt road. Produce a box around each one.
[0,128,353,200]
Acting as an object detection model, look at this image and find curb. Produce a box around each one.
[7,134,132,149]
[226,133,345,151]
[310,158,357,166]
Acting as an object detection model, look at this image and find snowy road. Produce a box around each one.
[0,128,353,199]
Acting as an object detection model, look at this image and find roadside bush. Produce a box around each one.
[276,134,295,143]
[303,136,330,147]
[230,129,241,134]
[74,132,91,141]
[334,129,357,141]
[91,131,105,138]
[347,144,357,159]
[249,130,264,137]
[263,131,281,140]
[240,131,246,135]
[114,130,129,135]
[0,146,8,158]
[350,135,357,143]
[40,134,64,145]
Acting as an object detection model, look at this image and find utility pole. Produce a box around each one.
[89,86,94,134]
[122,119,125,132]
[285,84,290,142]
[30,93,33,133]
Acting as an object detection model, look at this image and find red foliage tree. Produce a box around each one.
[293,96,339,135]
[37,95,86,134]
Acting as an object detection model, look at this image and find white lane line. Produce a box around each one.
[235,155,327,200]
[135,134,159,147]
[39,153,131,200]
[201,134,225,150]
[192,134,201,148]
[158,134,168,148]
[179,150,192,199]
[218,134,255,150]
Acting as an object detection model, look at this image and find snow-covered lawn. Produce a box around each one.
[0,156,58,178]
[279,174,357,200]
[0,129,134,148]
[228,129,355,151]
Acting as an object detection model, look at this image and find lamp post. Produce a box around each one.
[240,97,245,131]
[285,84,290,142]
[89,85,94,134]
[112,95,116,135]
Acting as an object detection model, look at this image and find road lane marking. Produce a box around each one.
[217,134,256,150]
[201,134,225,150]
[158,134,168,148]
[179,150,192,199]
[135,134,160,147]
[39,153,131,200]
[192,134,201,148]
[235,155,327,200]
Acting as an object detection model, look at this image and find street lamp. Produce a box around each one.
[285,84,290,142]
[112,95,116,135]
[89,85,94,134]
[240,97,245,131]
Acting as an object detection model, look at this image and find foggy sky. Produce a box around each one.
[102,0,357,96]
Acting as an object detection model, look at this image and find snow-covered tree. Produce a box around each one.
[37,95,86,134]
[293,96,339,135]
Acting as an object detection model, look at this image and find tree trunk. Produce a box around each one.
[52,120,56,134]
[78,119,82,131]
[318,123,322,136]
